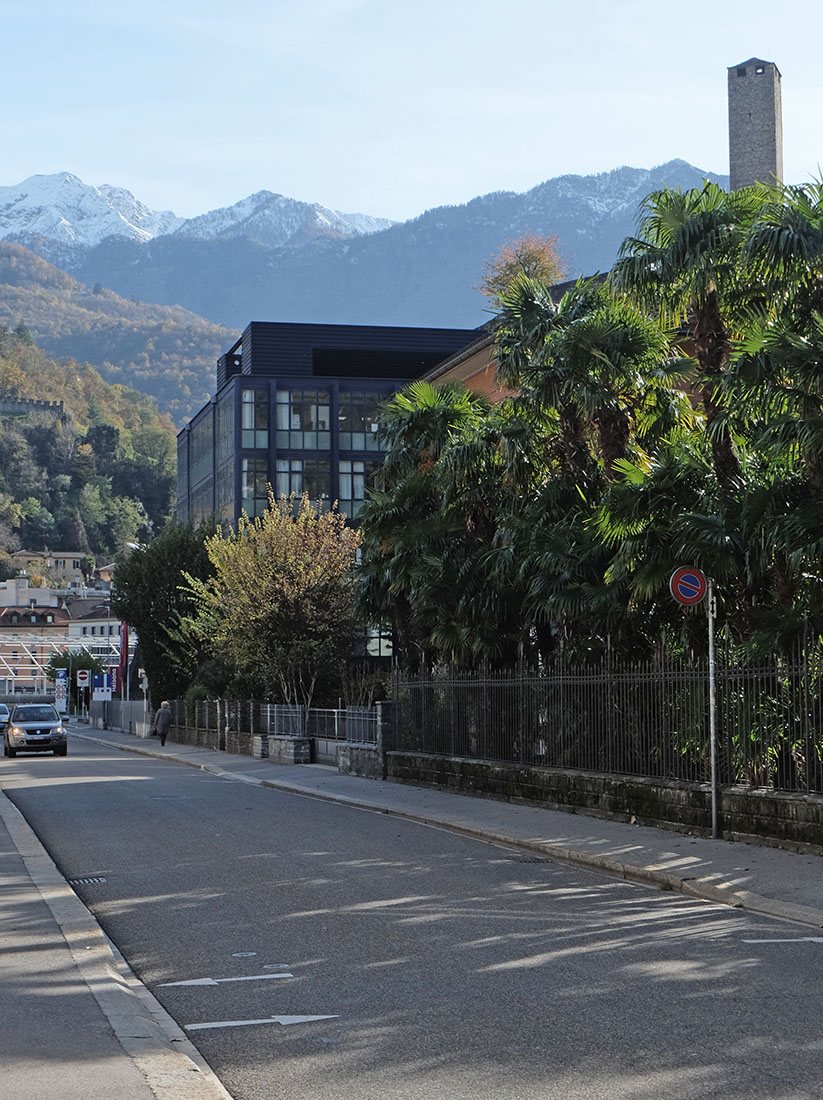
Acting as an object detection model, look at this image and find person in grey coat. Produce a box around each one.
[153,700,172,747]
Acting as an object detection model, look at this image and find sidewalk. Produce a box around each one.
[75,723,823,931]
[0,774,234,1100]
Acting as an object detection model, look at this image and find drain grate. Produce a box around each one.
[68,877,107,885]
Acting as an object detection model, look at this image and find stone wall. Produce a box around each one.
[168,724,220,750]
[268,735,311,764]
[386,752,823,852]
[338,743,384,780]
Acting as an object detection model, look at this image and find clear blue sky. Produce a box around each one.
[4,0,822,222]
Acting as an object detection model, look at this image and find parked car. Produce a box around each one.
[3,704,67,757]
[0,703,9,729]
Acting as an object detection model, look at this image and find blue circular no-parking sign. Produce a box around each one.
[669,567,708,605]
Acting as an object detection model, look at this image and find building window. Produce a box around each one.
[46,615,54,623]
[177,432,189,503]
[337,459,381,519]
[190,477,215,525]
[190,407,215,487]
[241,457,269,518]
[241,389,268,449]
[216,460,235,523]
[11,614,18,624]
[216,391,236,463]
[338,392,383,452]
[276,390,330,450]
[276,459,330,505]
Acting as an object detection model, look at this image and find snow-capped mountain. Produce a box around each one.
[0,173,183,247]
[3,160,729,333]
[0,172,393,253]
[174,191,394,247]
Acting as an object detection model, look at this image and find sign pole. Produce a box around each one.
[670,566,719,839]
[707,578,718,839]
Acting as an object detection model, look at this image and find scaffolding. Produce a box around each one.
[0,631,135,695]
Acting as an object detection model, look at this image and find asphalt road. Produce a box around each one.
[3,738,823,1100]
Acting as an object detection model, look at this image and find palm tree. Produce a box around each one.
[610,181,767,494]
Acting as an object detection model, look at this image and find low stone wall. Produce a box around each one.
[386,752,823,852]
[338,743,384,780]
[225,729,253,756]
[268,735,311,764]
[168,724,220,750]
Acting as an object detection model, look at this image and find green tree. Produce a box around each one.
[111,520,213,707]
[610,181,767,494]
[182,494,360,706]
[44,650,105,711]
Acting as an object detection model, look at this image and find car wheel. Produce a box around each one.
[7,745,16,758]
[55,745,68,757]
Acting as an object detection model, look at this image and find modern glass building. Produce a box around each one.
[177,321,481,527]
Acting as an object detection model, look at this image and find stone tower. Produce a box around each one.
[727,58,783,190]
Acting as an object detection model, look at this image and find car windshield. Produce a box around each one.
[12,706,59,722]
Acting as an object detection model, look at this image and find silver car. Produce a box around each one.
[4,704,67,757]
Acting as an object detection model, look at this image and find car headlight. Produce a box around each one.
[10,727,23,736]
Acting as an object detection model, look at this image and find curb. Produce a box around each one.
[0,788,235,1100]
[74,731,823,932]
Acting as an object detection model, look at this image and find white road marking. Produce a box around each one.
[185,1015,339,1031]
[231,951,257,957]
[160,972,294,987]
[742,937,823,944]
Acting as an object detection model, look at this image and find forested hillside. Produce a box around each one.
[0,326,177,576]
[0,242,235,423]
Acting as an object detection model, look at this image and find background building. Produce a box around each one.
[728,57,783,190]
[176,321,481,525]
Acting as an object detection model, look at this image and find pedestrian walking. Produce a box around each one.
[153,700,172,747]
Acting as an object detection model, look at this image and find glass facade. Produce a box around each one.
[276,389,330,450]
[276,458,330,504]
[176,435,189,506]
[338,391,383,452]
[216,391,235,464]
[190,477,214,525]
[189,408,214,487]
[242,389,268,449]
[241,457,269,518]
[216,460,235,523]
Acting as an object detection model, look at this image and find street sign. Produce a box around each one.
[93,673,112,701]
[76,668,91,688]
[669,567,708,606]
[54,667,68,713]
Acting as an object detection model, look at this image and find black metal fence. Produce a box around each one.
[391,655,823,793]
[168,699,379,744]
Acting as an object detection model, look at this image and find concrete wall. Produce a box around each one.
[386,752,823,853]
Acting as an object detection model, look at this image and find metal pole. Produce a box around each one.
[708,578,718,839]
